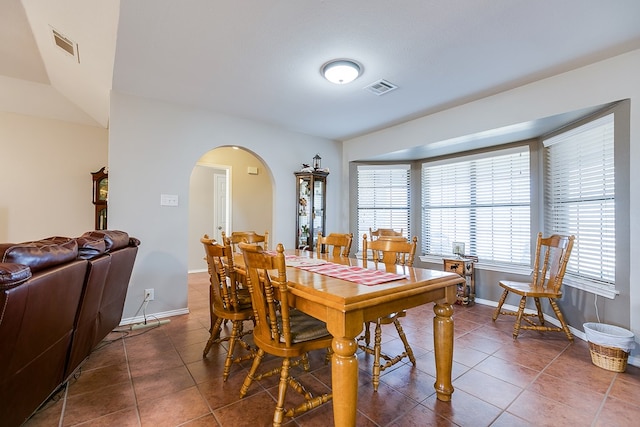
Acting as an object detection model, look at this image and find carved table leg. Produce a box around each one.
[331,336,358,426]
[433,302,454,401]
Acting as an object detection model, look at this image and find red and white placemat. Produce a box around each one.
[296,262,405,286]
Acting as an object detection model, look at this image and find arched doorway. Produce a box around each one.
[188,146,273,272]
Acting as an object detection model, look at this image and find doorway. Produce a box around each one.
[188,146,273,272]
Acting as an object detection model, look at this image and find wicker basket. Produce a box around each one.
[588,341,629,372]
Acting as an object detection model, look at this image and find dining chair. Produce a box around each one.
[316,232,353,257]
[492,232,576,341]
[200,235,255,381]
[223,230,269,252]
[360,234,418,391]
[238,242,333,426]
[222,230,269,287]
[369,227,403,240]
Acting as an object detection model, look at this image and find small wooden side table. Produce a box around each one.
[443,257,476,306]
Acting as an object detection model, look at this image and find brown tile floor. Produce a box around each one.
[24,272,640,426]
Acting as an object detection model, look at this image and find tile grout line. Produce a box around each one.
[590,372,617,427]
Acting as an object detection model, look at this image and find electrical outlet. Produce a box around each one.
[144,288,155,301]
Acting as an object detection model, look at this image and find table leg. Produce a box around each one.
[331,336,358,426]
[433,301,454,401]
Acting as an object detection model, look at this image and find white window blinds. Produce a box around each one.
[543,113,615,286]
[356,165,411,252]
[421,147,530,265]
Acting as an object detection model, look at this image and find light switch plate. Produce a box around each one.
[160,194,179,206]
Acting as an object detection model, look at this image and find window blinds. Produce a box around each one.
[543,113,615,285]
[421,147,530,265]
[356,165,411,252]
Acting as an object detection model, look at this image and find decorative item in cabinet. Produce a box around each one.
[295,169,328,250]
[91,167,108,230]
[443,256,476,306]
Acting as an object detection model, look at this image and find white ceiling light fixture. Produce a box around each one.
[321,59,362,84]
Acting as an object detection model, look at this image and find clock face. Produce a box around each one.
[98,178,108,201]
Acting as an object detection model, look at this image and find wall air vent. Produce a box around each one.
[51,27,80,63]
[364,79,398,96]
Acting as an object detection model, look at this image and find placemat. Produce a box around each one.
[296,262,405,286]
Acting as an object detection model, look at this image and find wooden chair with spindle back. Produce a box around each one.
[369,227,403,240]
[492,232,575,341]
[200,235,255,381]
[316,232,353,258]
[359,234,418,391]
[238,242,333,426]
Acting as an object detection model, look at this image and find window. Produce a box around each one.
[356,165,410,252]
[421,147,530,265]
[543,113,615,288]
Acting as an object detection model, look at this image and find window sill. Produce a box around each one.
[418,256,618,299]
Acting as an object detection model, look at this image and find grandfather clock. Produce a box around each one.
[91,167,108,230]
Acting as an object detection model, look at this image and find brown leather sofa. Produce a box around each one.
[0,230,139,427]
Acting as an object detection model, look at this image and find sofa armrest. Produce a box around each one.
[0,263,32,289]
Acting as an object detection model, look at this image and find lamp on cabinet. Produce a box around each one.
[313,154,322,170]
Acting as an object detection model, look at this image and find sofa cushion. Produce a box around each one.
[76,236,107,260]
[0,237,78,273]
[0,263,32,289]
[80,230,130,252]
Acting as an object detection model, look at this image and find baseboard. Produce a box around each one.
[474,298,638,368]
[119,307,189,326]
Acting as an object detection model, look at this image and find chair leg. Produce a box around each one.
[203,317,224,357]
[492,289,509,321]
[534,297,545,326]
[513,296,527,339]
[549,299,574,341]
[361,321,372,346]
[222,321,243,381]
[372,320,383,392]
[240,348,265,398]
[393,318,416,365]
[273,358,291,427]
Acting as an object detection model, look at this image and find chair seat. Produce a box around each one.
[499,280,562,298]
[285,310,331,343]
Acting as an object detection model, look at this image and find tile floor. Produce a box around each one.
[24,272,640,426]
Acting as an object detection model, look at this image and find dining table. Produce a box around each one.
[234,249,463,426]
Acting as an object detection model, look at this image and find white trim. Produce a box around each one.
[419,256,619,299]
[119,307,189,326]
[562,276,619,300]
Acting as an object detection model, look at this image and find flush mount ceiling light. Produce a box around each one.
[321,59,362,84]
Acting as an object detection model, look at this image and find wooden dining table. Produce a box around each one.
[234,249,463,426]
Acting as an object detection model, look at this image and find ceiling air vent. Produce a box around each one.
[51,27,80,63]
[364,79,398,96]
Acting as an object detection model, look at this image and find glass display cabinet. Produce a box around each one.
[295,170,328,250]
[91,167,108,230]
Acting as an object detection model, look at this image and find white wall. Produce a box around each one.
[343,49,640,355]
[0,111,107,242]
[108,92,342,320]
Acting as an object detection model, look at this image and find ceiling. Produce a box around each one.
[3,1,640,154]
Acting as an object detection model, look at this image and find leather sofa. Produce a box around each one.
[0,230,139,427]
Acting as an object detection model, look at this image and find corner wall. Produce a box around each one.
[0,111,107,242]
